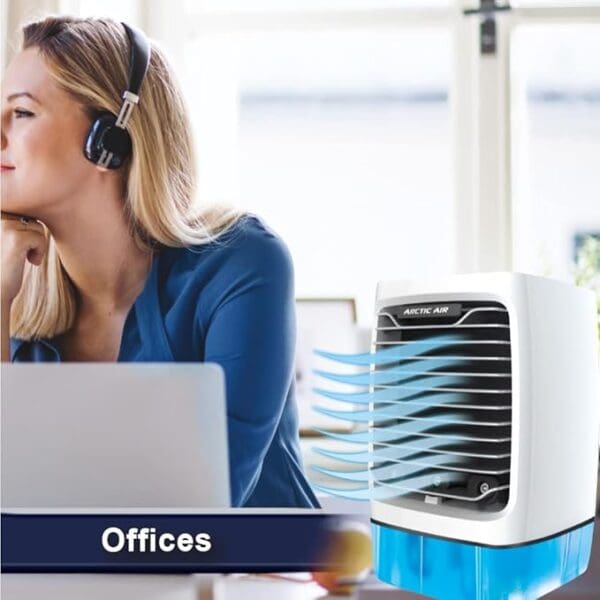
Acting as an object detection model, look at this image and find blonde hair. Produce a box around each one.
[10,15,246,340]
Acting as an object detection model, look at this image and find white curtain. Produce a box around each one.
[2,0,64,72]
[1,0,189,74]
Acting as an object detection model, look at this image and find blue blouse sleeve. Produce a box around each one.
[199,223,297,506]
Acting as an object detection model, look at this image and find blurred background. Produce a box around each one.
[2,2,600,598]
[3,1,598,322]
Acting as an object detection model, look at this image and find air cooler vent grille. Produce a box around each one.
[372,300,512,512]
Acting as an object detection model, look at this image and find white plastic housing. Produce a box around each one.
[371,271,600,547]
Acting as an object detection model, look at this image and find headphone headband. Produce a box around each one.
[121,22,150,100]
[114,22,151,129]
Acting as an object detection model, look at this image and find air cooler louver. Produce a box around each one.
[372,300,512,512]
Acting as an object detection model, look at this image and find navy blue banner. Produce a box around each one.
[1,513,343,573]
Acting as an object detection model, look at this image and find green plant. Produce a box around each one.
[574,235,600,344]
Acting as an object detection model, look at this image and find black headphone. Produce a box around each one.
[83,22,151,170]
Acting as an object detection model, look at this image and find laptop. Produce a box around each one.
[1,363,230,509]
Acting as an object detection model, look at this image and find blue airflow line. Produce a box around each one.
[312,332,471,501]
[313,333,464,366]
[313,356,466,386]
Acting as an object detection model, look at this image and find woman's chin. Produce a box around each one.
[0,198,39,218]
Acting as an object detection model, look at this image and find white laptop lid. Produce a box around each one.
[1,363,230,509]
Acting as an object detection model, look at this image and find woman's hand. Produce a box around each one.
[1,211,48,306]
[1,211,48,360]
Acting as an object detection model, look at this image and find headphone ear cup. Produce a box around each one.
[83,112,132,169]
[83,112,115,164]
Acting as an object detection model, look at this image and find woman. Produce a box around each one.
[0,15,319,509]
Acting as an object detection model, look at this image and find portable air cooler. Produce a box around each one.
[370,271,600,599]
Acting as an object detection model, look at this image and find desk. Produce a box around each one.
[4,510,600,600]
[0,573,408,600]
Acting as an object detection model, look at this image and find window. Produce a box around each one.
[195,28,455,325]
[511,24,600,280]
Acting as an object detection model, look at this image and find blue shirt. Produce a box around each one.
[10,214,320,509]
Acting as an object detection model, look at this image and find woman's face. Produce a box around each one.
[1,47,97,219]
